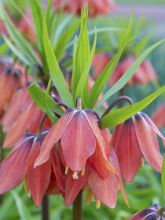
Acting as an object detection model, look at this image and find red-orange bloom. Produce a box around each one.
[0,62,26,116]
[0,130,64,207]
[152,104,165,129]
[2,86,46,148]
[112,112,165,183]
[64,145,128,208]
[109,57,158,86]
[92,53,111,78]
[53,0,116,17]
[35,108,116,179]
[129,204,165,220]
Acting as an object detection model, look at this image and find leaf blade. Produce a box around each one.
[100,86,165,128]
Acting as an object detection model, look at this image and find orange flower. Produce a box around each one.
[0,130,65,207]
[152,104,165,128]
[35,108,116,179]
[2,86,47,148]
[53,0,116,17]
[0,60,26,116]
[112,112,165,183]
[109,57,158,86]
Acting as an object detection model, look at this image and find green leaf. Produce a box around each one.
[29,0,43,50]
[43,20,74,107]
[4,37,30,66]
[0,42,8,56]
[0,6,38,65]
[161,158,165,196]
[100,86,165,128]
[28,83,63,123]
[75,30,97,104]
[71,6,91,99]
[11,191,27,220]
[54,20,79,60]
[87,14,133,109]
[96,38,165,110]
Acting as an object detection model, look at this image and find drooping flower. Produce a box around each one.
[35,108,116,180]
[64,131,128,208]
[129,204,165,220]
[53,0,116,17]
[152,104,165,128]
[109,57,158,86]
[112,112,165,183]
[0,130,64,207]
[0,61,26,116]
[92,53,111,78]
[2,85,48,148]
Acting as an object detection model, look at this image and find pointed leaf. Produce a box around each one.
[87,14,133,108]
[161,158,165,196]
[43,20,73,107]
[100,86,165,128]
[28,83,63,123]
[96,39,165,109]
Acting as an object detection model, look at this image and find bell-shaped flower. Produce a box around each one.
[53,0,116,17]
[0,62,26,116]
[112,112,165,183]
[129,204,165,220]
[35,108,116,180]
[2,86,48,148]
[152,104,165,129]
[109,57,158,86]
[0,130,64,207]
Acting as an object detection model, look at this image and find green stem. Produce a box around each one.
[73,191,83,220]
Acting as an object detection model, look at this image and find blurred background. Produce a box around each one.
[0,0,165,220]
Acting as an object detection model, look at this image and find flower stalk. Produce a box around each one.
[42,195,50,220]
[73,191,83,220]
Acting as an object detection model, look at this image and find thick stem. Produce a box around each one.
[73,191,83,220]
[42,195,49,220]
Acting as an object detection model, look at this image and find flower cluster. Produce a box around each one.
[53,0,116,17]
[0,1,165,217]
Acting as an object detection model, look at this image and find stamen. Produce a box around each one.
[86,189,94,205]
[72,172,79,180]
[96,199,101,209]
[65,166,69,175]
[81,168,85,176]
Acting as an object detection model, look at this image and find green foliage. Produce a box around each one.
[96,39,165,109]
[28,83,63,123]
[100,85,165,128]
[43,20,74,107]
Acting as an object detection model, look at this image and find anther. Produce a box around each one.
[96,199,101,209]
[81,168,85,176]
[65,166,69,175]
[72,172,79,180]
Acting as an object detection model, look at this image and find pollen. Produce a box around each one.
[81,168,85,176]
[65,166,69,175]
[72,172,79,180]
[96,199,101,209]
[86,189,94,205]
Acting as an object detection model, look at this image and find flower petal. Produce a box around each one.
[61,111,96,172]
[50,146,65,193]
[112,119,142,183]
[0,137,33,194]
[27,139,51,207]
[88,170,118,208]
[141,112,165,141]
[85,110,116,174]
[35,109,75,167]
[65,172,89,206]
[134,114,163,172]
